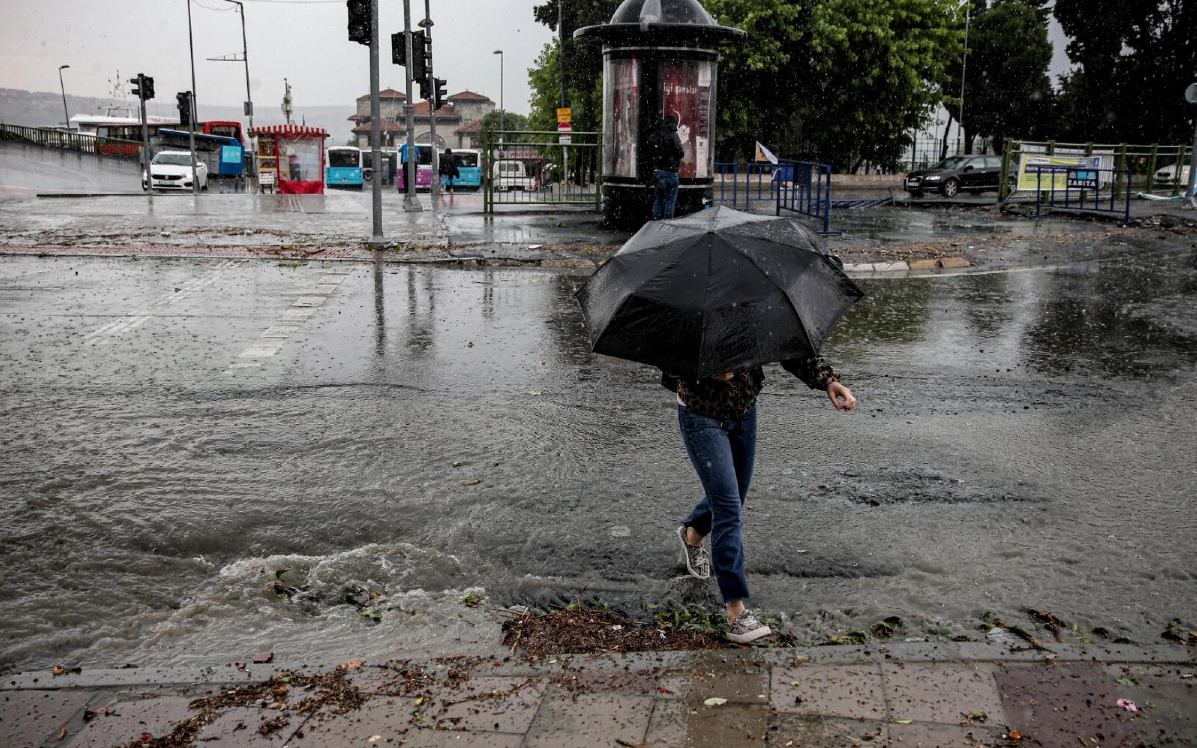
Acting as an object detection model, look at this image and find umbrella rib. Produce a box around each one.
[695,234,713,377]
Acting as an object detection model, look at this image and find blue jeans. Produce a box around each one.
[652,169,680,220]
[440,175,454,191]
[678,405,757,603]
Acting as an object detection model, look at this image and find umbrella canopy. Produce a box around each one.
[576,207,862,381]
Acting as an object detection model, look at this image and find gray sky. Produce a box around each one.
[0,0,553,114]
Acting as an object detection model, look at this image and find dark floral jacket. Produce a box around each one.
[660,355,840,421]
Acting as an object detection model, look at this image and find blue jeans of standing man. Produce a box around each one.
[652,169,680,220]
[678,405,757,603]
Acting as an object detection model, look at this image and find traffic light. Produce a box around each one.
[433,78,447,111]
[417,76,430,102]
[411,31,427,83]
[176,91,193,127]
[346,0,370,46]
[142,76,154,100]
[391,32,406,66]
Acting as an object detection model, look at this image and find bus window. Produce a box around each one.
[328,149,361,168]
[456,152,479,168]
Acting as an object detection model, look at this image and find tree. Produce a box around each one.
[944,1,1055,153]
[479,109,529,139]
[1054,0,1196,144]
[529,0,621,134]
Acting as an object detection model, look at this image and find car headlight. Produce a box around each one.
[925,175,941,181]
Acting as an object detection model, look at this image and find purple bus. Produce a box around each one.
[397,144,435,191]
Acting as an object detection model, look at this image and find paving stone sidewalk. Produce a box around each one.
[3,643,1193,748]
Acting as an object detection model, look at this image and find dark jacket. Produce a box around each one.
[661,355,840,421]
[648,119,685,173]
[438,152,459,177]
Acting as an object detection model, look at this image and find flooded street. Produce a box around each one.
[2,248,1196,672]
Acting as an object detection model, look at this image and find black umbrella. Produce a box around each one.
[576,206,862,381]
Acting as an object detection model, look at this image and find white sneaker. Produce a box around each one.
[726,610,773,644]
[676,525,711,579]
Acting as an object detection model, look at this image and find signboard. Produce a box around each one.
[558,121,572,145]
[661,59,715,179]
[556,107,572,124]
[1017,154,1103,192]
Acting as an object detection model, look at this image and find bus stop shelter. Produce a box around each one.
[247,125,328,194]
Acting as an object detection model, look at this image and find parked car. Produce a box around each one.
[142,151,208,192]
[492,159,536,191]
[1153,163,1191,185]
[905,155,1005,198]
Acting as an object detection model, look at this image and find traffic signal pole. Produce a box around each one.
[139,77,151,200]
[422,0,439,206]
[185,0,200,196]
[402,0,422,212]
[368,0,384,241]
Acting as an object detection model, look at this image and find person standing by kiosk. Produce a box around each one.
[647,115,685,220]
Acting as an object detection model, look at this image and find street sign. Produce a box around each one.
[556,107,572,124]
[558,120,572,144]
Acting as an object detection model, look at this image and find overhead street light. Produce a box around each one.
[493,50,503,133]
[58,65,70,130]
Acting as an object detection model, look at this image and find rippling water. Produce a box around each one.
[1,249,1196,672]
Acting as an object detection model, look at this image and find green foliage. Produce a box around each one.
[944,1,1055,151]
[1054,0,1196,144]
[479,109,529,139]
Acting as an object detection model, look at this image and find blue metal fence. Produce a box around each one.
[714,162,779,210]
[775,160,835,235]
[1033,165,1132,225]
[713,160,837,234]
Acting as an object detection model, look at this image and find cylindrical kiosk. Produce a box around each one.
[575,0,744,227]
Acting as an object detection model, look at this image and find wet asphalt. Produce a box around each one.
[1,238,1196,673]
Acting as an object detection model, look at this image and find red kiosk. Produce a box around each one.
[248,125,328,194]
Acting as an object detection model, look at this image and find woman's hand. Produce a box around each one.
[827,381,856,411]
[711,372,735,381]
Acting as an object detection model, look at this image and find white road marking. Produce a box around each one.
[278,309,315,321]
[261,326,299,338]
[292,297,326,307]
[240,346,281,358]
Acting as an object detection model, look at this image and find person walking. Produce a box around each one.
[647,115,685,220]
[439,148,460,197]
[665,358,856,643]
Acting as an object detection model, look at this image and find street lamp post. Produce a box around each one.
[1185,82,1197,209]
[58,65,70,130]
[493,50,503,133]
[185,0,200,196]
[957,6,971,156]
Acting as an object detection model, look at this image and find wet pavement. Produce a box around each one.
[2,644,1194,747]
[2,236,1196,677]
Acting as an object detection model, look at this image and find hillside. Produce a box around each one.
[0,88,356,143]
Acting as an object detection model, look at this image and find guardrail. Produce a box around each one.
[483,131,601,213]
[714,162,779,210]
[1033,165,1132,225]
[775,160,835,235]
[0,123,142,161]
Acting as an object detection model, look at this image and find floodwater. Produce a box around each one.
[1,248,1196,672]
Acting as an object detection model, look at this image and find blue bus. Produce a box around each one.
[448,149,482,190]
[151,129,244,177]
[326,146,365,189]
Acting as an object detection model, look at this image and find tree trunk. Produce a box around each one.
[964,125,973,155]
[940,114,953,160]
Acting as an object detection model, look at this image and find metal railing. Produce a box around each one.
[1001,140,1192,201]
[0,123,143,161]
[774,159,835,235]
[483,130,601,213]
[713,162,780,210]
[1033,165,1132,225]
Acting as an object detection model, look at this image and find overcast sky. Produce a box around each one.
[1,0,554,115]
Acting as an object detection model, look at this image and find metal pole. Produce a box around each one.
[139,77,151,198]
[232,1,253,133]
[494,50,503,132]
[1187,116,1197,209]
[559,0,569,189]
[958,6,970,155]
[369,0,384,240]
[185,0,200,195]
[423,0,439,206]
[402,0,422,212]
[58,65,70,130]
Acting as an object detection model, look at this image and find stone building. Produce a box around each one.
[349,90,495,150]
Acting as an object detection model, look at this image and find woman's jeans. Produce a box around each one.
[678,405,757,603]
[652,169,680,220]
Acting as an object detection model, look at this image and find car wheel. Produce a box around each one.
[941,178,960,198]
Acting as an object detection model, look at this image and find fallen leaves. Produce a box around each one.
[703,697,728,706]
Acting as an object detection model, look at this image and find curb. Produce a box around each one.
[4,642,1191,692]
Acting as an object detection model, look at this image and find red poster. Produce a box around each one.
[605,58,640,179]
[661,60,713,179]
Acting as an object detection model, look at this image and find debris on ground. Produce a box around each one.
[502,607,731,659]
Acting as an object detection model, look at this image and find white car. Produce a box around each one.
[492,159,536,191]
[1153,163,1191,185]
[143,151,208,191]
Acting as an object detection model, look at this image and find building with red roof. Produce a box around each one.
[349,88,495,150]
